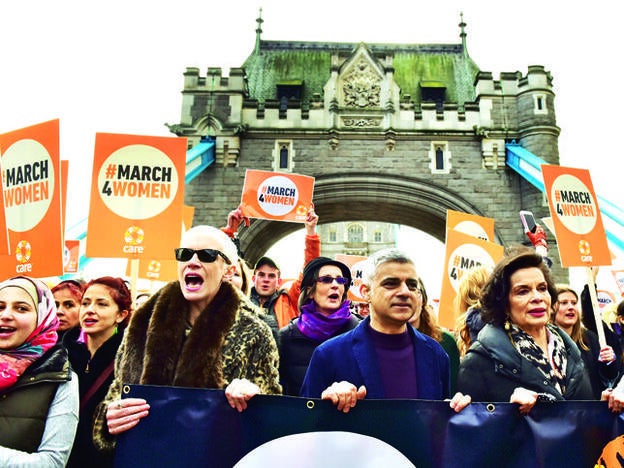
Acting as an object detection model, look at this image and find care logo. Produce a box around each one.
[550,174,597,235]
[15,240,32,264]
[257,176,298,217]
[2,139,54,232]
[447,243,496,291]
[147,260,161,279]
[97,144,178,220]
[124,226,145,246]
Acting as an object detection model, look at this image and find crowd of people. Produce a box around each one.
[3,211,624,465]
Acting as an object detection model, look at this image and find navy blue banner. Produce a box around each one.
[114,385,624,467]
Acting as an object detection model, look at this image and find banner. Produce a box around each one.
[124,205,195,282]
[438,229,503,329]
[241,170,314,223]
[446,209,495,242]
[0,119,63,276]
[115,385,624,468]
[63,239,80,273]
[542,165,611,267]
[87,133,186,259]
[335,254,368,302]
[0,156,8,256]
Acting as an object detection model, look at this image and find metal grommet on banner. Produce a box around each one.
[122,385,131,395]
[486,403,496,413]
[306,400,315,409]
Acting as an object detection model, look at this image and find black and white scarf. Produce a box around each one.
[508,323,568,395]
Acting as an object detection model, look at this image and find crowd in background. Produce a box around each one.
[3,211,624,466]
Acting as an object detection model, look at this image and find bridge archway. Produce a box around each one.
[239,172,489,263]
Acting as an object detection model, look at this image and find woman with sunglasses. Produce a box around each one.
[0,276,79,466]
[278,257,360,395]
[93,225,281,449]
[64,277,131,467]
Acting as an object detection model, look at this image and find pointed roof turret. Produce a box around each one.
[255,8,264,53]
[459,12,468,57]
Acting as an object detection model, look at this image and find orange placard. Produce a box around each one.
[240,170,314,223]
[446,210,495,242]
[438,229,504,329]
[125,205,195,282]
[0,120,63,277]
[63,239,80,273]
[541,165,611,267]
[60,160,68,240]
[0,158,9,256]
[335,254,368,302]
[611,269,624,297]
[87,133,187,259]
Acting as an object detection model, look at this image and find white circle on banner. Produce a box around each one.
[2,139,54,232]
[234,431,415,467]
[349,259,368,300]
[550,174,597,235]
[257,176,298,216]
[97,144,178,220]
[453,220,490,241]
[447,243,497,292]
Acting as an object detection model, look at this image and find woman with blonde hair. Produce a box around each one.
[454,265,491,357]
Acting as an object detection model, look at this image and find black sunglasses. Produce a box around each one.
[317,275,349,285]
[174,248,231,264]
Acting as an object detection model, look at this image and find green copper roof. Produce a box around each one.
[242,40,480,106]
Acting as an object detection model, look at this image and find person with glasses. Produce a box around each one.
[92,225,281,453]
[300,248,471,413]
[277,256,362,395]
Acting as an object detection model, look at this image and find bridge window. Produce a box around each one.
[420,81,446,112]
[272,140,294,172]
[328,230,337,242]
[374,230,382,242]
[428,141,451,174]
[347,223,364,243]
[533,94,548,115]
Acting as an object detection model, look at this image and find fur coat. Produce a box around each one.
[93,280,280,452]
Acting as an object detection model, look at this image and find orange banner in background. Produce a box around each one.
[541,165,611,267]
[125,205,195,282]
[240,170,314,223]
[446,210,495,242]
[0,157,8,256]
[87,133,187,259]
[0,119,64,277]
[63,239,80,273]
[335,254,368,302]
[438,229,503,330]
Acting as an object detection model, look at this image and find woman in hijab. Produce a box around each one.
[278,257,361,395]
[0,276,79,466]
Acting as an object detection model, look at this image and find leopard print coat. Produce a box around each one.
[92,280,281,452]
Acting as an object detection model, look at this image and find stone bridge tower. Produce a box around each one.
[168,13,561,275]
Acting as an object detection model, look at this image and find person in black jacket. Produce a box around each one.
[278,257,360,395]
[457,248,593,413]
[551,285,620,398]
[64,276,131,468]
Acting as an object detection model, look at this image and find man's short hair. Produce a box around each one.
[254,256,280,273]
[362,248,415,285]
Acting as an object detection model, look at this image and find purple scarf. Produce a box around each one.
[297,300,352,341]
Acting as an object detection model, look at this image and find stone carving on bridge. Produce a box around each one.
[342,58,381,109]
[341,117,382,127]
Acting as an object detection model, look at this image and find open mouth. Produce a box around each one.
[0,326,16,334]
[83,318,97,326]
[185,273,204,291]
[328,293,340,301]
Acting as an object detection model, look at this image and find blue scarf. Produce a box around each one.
[297,299,352,341]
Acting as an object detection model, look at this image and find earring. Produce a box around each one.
[504,317,511,331]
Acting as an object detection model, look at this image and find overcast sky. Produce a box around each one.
[2,1,621,295]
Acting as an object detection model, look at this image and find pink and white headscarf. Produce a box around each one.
[0,276,59,391]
